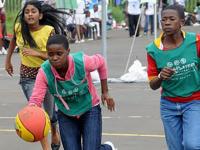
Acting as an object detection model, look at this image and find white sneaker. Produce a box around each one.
[75,40,81,44]
[80,39,85,43]
[2,47,7,55]
[104,141,117,150]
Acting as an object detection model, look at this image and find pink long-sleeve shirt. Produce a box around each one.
[29,54,108,107]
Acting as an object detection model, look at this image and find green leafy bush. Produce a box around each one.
[5,0,21,34]
[111,6,125,23]
[6,11,18,34]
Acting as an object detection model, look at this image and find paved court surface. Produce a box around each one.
[0,26,199,150]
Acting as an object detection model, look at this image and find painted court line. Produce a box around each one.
[0,116,147,119]
[0,116,164,138]
[102,133,164,138]
[0,117,15,119]
[0,129,164,138]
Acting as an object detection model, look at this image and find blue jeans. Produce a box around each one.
[160,98,200,150]
[19,77,57,125]
[57,105,112,150]
[144,15,154,34]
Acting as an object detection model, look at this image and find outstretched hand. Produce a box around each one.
[101,93,115,112]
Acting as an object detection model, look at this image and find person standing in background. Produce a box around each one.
[125,0,141,37]
[144,2,154,36]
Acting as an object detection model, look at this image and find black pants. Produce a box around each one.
[128,14,140,37]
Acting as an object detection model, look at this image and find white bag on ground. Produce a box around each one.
[120,60,148,82]
[91,60,148,83]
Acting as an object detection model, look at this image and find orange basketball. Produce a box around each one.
[15,106,50,142]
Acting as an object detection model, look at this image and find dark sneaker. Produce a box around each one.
[51,143,60,150]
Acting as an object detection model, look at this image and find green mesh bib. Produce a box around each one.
[42,52,92,116]
[146,32,200,97]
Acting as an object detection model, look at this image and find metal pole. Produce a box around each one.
[101,0,107,62]
[123,10,143,74]
[154,2,157,39]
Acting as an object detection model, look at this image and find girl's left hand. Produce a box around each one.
[101,93,115,112]
[22,48,39,57]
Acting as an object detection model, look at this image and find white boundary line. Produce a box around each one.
[0,129,164,138]
[0,116,164,138]
[103,133,165,138]
[0,116,146,119]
